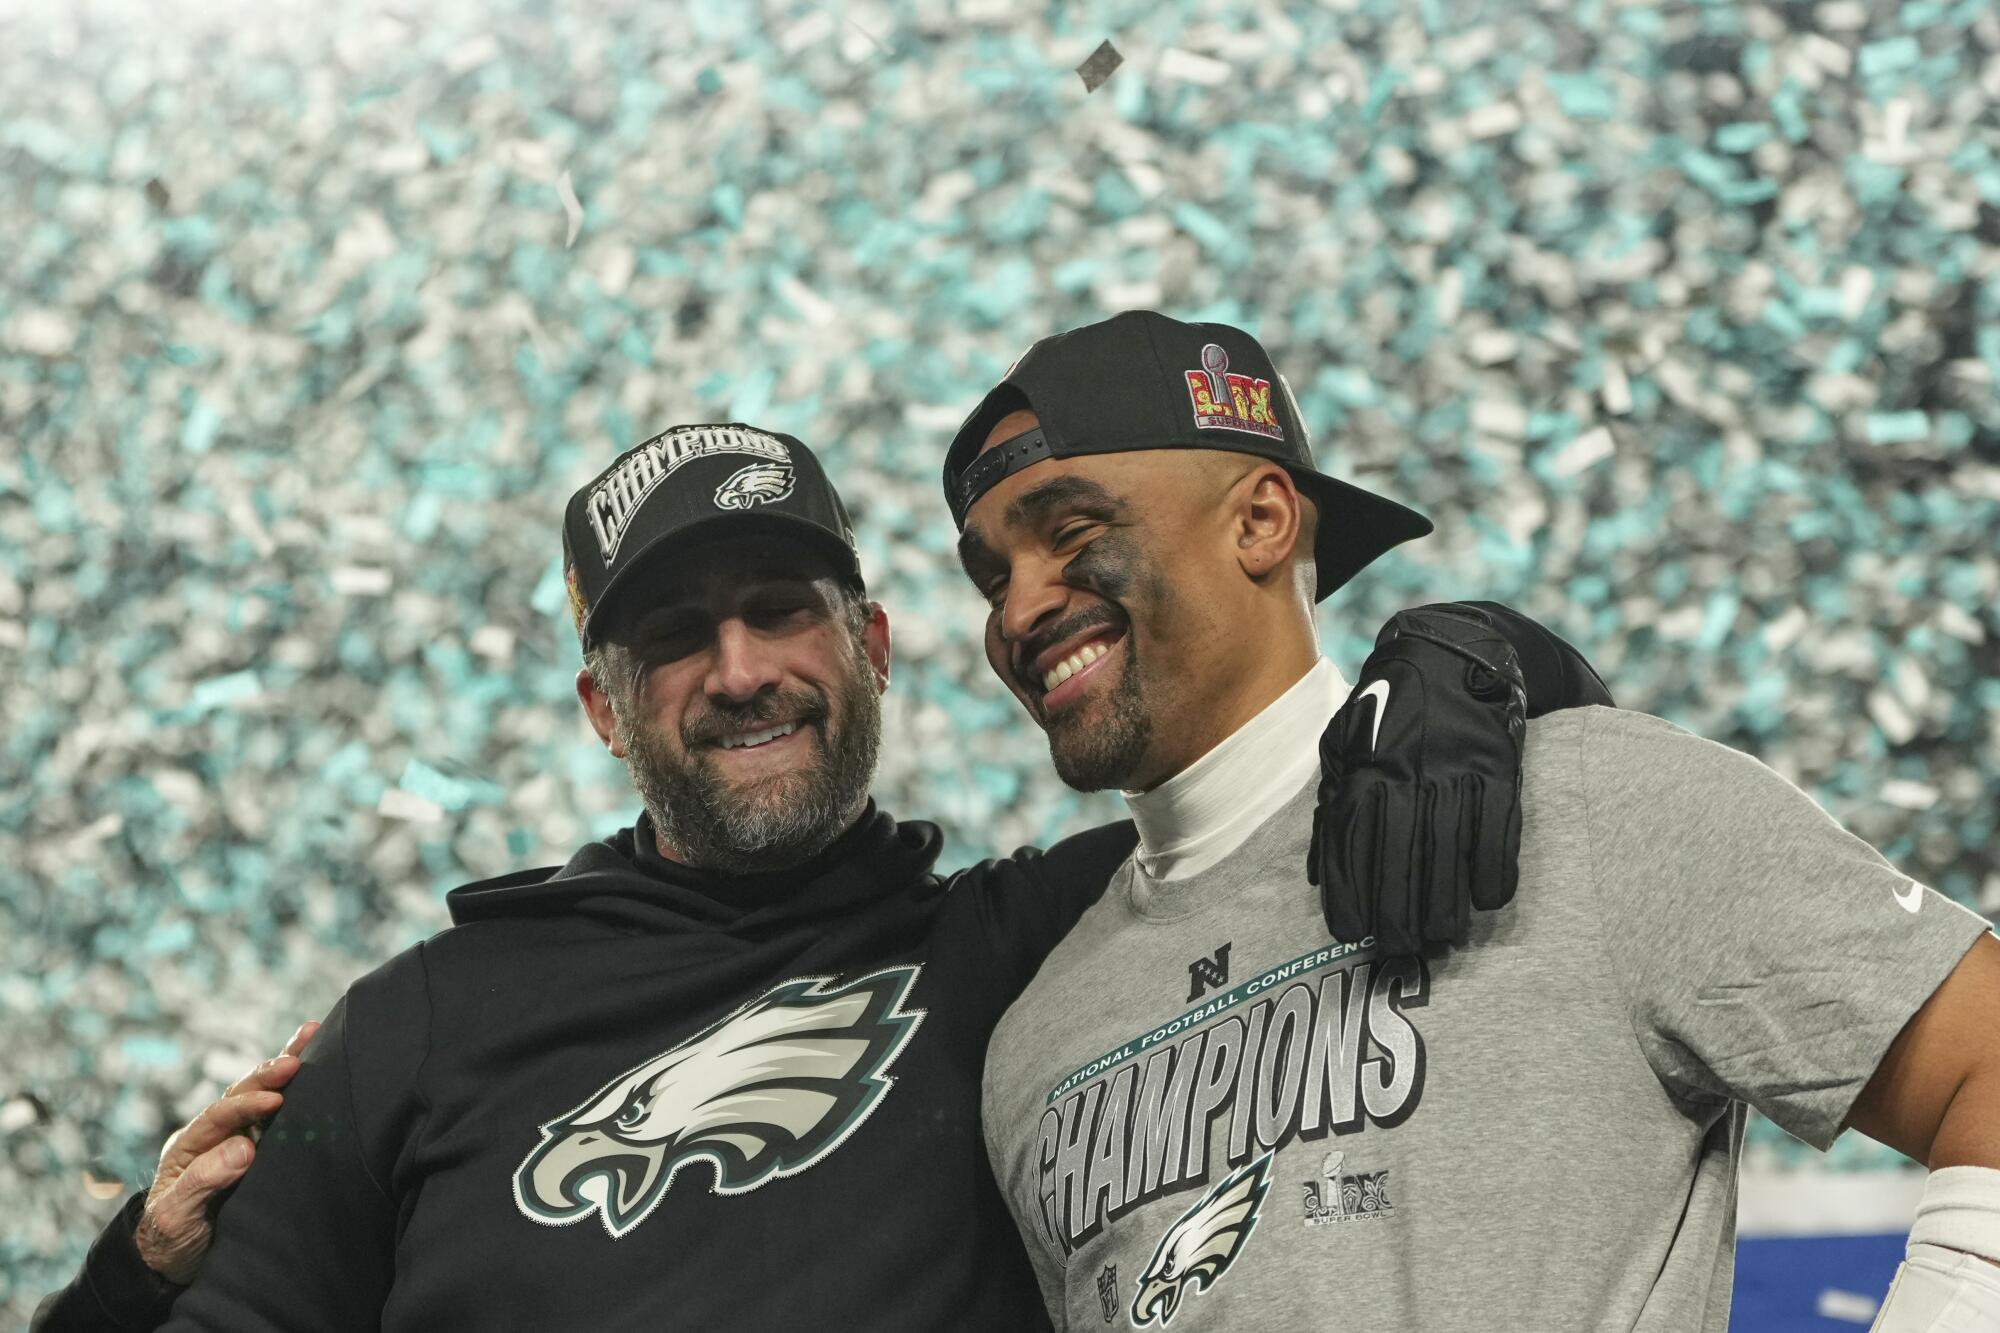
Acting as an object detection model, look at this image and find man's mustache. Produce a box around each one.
[681,691,829,747]
[1013,605,1124,682]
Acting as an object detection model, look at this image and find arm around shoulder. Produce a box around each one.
[160,949,432,1332]
[32,1192,180,1333]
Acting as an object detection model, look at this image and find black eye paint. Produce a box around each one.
[1063,526,1140,601]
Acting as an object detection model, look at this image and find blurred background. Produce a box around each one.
[2,0,1995,1326]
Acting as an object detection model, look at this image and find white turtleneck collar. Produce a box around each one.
[1122,657,1350,882]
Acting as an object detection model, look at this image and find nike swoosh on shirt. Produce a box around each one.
[1355,680,1391,753]
[1892,879,1924,915]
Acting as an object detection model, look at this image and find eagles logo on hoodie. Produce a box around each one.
[514,965,925,1238]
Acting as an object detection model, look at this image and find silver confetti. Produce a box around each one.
[1076,40,1122,94]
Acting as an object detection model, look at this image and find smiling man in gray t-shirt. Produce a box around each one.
[982,706,1987,1329]
[945,310,2000,1331]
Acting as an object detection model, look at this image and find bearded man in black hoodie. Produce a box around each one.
[39,422,1606,1332]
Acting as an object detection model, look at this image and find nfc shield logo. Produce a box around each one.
[1186,943,1231,1001]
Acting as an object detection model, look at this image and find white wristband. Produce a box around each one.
[1910,1166,2000,1266]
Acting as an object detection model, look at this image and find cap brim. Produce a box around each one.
[1289,469,1433,601]
[582,511,866,642]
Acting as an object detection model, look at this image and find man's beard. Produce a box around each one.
[1044,642,1153,792]
[614,647,882,875]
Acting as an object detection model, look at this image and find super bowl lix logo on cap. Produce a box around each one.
[584,425,792,566]
[1185,343,1283,442]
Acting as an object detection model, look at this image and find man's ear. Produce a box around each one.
[862,600,891,692]
[576,665,625,758]
[1231,464,1306,584]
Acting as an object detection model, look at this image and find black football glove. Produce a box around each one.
[1309,602,1612,955]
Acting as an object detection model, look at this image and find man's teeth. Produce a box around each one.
[1042,641,1111,693]
[718,721,800,750]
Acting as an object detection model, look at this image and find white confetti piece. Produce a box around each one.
[1550,426,1616,478]
[1880,780,1939,811]
[1802,33,1853,76]
[775,273,837,327]
[7,308,78,356]
[330,566,393,596]
[1435,268,1465,324]
[371,141,430,176]
[377,788,445,825]
[1158,47,1230,87]
[0,1098,38,1135]
[1936,603,1985,644]
[1464,101,1524,140]
[1762,607,1809,651]
[1471,398,1529,438]
[1866,688,1918,745]
[1600,358,1633,416]
[503,138,563,184]
[67,814,123,852]
[903,403,969,432]
[1839,266,1875,321]
[1466,329,1518,365]
[470,625,517,662]
[557,170,583,248]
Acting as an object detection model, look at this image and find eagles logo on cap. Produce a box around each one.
[561,423,864,649]
[714,461,796,510]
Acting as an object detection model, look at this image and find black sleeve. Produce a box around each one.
[31,1191,181,1333]
[959,820,1139,1015]
[1460,600,1614,716]
[158,949,429,1332]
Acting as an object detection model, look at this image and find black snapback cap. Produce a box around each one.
[562,423,862,646]
[943,310,1432,601]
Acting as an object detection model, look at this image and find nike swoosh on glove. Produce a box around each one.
[1309,604,1531,956]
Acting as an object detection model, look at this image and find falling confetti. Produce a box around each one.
[557,170,583,248]
[5,0,1997,1323]
[1076,39,1123,93]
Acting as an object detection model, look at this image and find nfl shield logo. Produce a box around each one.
[1097,1264,1119,1323]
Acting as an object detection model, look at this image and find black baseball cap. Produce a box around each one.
[943,310,1433,600]
[561,423,863,647]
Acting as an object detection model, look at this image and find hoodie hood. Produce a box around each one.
[445,802,944,937]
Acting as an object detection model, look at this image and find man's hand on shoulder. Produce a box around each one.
[1310,602,1612,955]
[136,1021,319,1283]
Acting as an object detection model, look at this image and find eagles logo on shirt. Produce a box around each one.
[1130,1152,1273,1326]
[514,966,925,1238]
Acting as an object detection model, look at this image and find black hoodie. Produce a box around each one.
[134,805,1135,1332]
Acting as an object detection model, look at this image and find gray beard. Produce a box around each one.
[615,662,882,876]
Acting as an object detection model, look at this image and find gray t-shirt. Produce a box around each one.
[983,708,1990,1331]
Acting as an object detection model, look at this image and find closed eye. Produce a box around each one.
[1052,522,1099,551]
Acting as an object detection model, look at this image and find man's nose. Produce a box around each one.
[706,618,784,703]
[997,559,1069,651]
